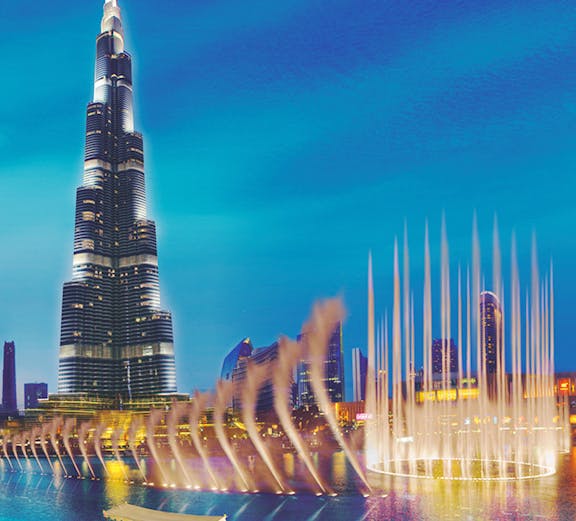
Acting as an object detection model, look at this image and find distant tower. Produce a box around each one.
[479,291,502,398]
[431,338,458,376]
[2,341,17,413]
[297,323,345,407]
[479,291,502,376]
[24,383,48,409]
[352,347,367,402]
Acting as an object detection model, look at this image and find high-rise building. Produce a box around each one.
[296,323,345,407]
[220,338,253,381]
[24,383,48,409]
[57,0,177,398]
[479,291,502,376]
[480,291,502,398]
[431,338,458,375]
[221,339,289,418]
[2,341,17,414]
[352,347,367,402]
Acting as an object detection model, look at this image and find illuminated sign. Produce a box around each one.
[437,389,457,401]
[559,379,570,394]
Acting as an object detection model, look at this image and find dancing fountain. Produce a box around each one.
[0,221,569,494]
[365,221,570,480]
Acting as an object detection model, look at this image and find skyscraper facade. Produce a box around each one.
[24,383,48,409]
[57,0,177,398]
[480,291,502,398]
[479,291,501,376]
[2,341,17,414]
[352,347,367,402]
[431,338,458,376]
[296,323,345,407]
[221,339,290,418]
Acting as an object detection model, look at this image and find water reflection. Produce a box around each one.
[0,452,573,521]
[105,461,130,505]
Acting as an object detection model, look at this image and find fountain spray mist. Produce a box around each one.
[189,391,220,490]
[273,337,329,495]
[214,380,251,491]
[305,299,372,493]
[242,361,288,493]
[366,221,567,480]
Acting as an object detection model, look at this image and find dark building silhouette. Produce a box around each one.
[296,323,345,407]
[480,291,502,376]
[352,347,367,402]
[431,338,458,375]
[221,339,290,418]
[57,0,176,398]
[2,341,17,414]
[24,383,48,409]
[480,291,502,398]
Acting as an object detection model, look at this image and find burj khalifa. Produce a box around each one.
[57,0,177,399]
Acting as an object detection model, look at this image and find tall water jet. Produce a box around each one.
[11,435,23,471]
[189,392,220,490]
[214,380,251,492]
[93,424,108,477]
[40,424,54,473]
[167,402,196,488]
[273,336,329,495]
[19,432,31,466]
[305,299,372,493]
[77,422,95,479]
[50,417,68,477]
[367,220,566,480]
[62,418,81,478]
[127,418,146,482]
[365,254,378,468]
[241,360,288,494]
[111,427,129,480]
[29,427,44,473]
[2,435,13,471]
[146,409,170,486]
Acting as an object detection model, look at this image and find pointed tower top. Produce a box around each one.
[101,0,124,51]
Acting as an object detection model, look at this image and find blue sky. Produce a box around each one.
[1,0,575,402]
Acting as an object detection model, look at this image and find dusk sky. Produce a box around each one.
[1,0,575,403]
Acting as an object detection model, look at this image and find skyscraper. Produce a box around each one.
[24,383,48,409]
[479,291,501,376]
[431,338,458,376]
[57,0,177,398]
[352,347,367,402]
[296,323,345,407]
[2,341,17,414]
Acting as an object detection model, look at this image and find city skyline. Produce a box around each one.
[1,0,575,402]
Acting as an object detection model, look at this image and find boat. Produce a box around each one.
[103,503,227,521]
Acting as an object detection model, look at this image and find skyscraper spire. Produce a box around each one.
[101,0,123,46]
[57,0,177,399]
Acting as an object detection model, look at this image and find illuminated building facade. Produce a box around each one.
[224,340,287,417]
[352,347,367,402]
[296,323,345,407]
[2,341,17,414]
[431,338,458,376]
[57,0,177,398]
[220,338,253,382]
[480,291,502,398]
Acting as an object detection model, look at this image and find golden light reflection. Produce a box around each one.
[332,450,346,484]
[105,461,130,505]
[283,453,294,479]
